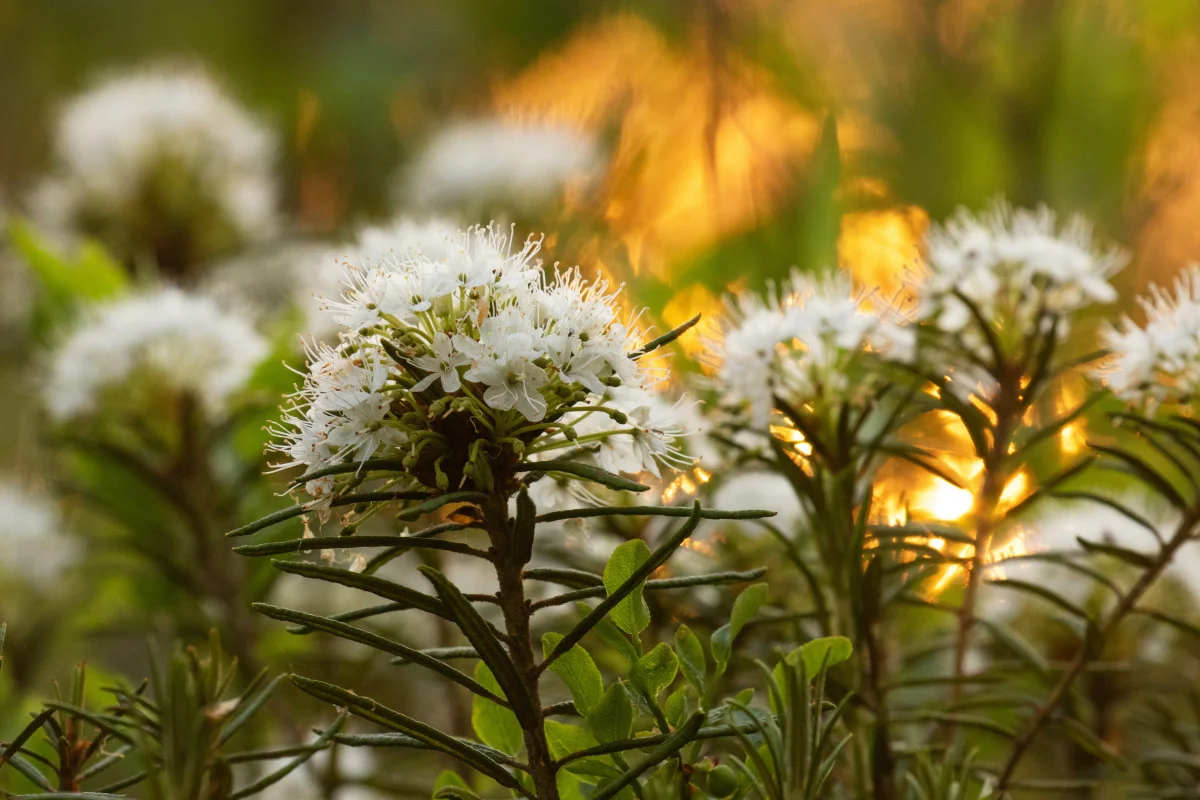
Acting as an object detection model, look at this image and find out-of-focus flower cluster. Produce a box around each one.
[44,287,268,421]
[402,119,600,213]
[0,479,75,587]
[1101,266,1200,409]
[31,65,277,271]
[918,202,1125,362]
[713,271,914,426]
[272,223,689,503]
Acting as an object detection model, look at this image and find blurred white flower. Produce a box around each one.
[0,480,76,586]
[402,119,600,211]
[714,270,914,426]
[32,64,277,256]
[44,287,269,420]
[918,201,1125,360]
[1100,265,1200,408]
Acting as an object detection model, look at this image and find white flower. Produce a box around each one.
[918,201,1126,359]
[44,287,269,420]
[0,480,76,586]
[1100,266,1200,408]
[410,332,472,392]
[272,224,689,498]
[714,270,914,426]
[31,64,277,254]
[402,119,601,211]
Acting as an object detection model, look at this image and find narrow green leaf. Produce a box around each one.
[536,505,774,525]
[631,314,700,359]
[253,603,502,703]
[235,535,484,558]
[420,566,540,728]
[988,578,1092,621]
[1076,537,1155,569]
[541,633,604,717]
[228,713,346,800]
[226,490,431,537]
[290,675,527,793]
[516,461,651,493]
[272,560,448,619]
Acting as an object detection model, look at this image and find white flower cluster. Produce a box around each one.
[0,479,76,587]
[403,119,600,212]
[45,288,269,420]
[918,202,1125,358]
[714,271,914,425]
[1101,266,1200,407]
[32,65,277,244]
[272,224,687,500]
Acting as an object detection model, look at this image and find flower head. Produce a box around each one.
[402,119,600,212]
[272,224,688,501]
[31,64,277,271]
[0,479,76,587]
[917,202,1125,360]
[713,271,914,426]
[44,287,269,420]
[1100,266,1200,408]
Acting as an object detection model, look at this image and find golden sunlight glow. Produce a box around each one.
[495,14,874,272]
[912,479,975,521]
[838,206,928,299]
[660,464,713,504]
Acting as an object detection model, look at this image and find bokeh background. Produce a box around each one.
[5,1,1200,795]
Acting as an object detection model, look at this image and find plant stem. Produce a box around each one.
[995,511,1200,791]
[483,494,559,800]
[950,374,1021,707]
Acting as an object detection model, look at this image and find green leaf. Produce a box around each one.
[421,566,539,727]
[272,560,447,619]
[665,687,689,728]
[674,625,707,693]
[434,770,471,796]
[590,711,706,800]
[1076,537,1155,569]
[9,217,127,305]
[791,636,854,678]
[291,677,526,793]
[545,720,600,761]
[542,633,604,716]
[585,607,640,666]
[546,505,705,670]
[471,663,524,755]
[586,684,635,744]
[712,583,769,676]
[603,540,652,634]
[253,603,500,703]
[631,313,701,359]
[515,461,651,493]
[629,644,680,702]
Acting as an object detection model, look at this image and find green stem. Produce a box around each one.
[483,494,559,800]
